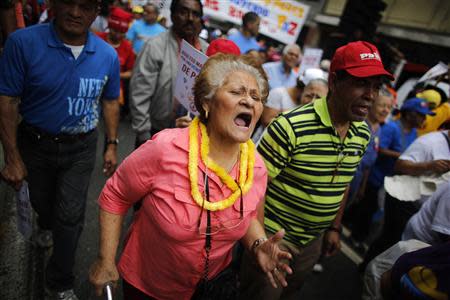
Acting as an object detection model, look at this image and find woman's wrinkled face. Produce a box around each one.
[300,82,328,105]
[204,71,263,144]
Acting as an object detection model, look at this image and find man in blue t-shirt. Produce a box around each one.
[0,0,120,298]
[126,3,166,54]
[228,11,261,54]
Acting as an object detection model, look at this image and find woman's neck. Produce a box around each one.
[207,128,241,173]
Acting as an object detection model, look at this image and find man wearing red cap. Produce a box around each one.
[240,41,394,299]
[97,7,135,107]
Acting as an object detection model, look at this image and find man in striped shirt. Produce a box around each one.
[240,41,394,299]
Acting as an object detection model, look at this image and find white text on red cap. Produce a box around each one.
[359,52,381,61]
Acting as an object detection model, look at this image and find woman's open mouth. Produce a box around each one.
[234,113,252,128]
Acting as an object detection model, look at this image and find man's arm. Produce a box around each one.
[129,41,161,143]
[394,159,450,176]
[322,186,349,257]
[102,99,120,177]
[0,95,26,189]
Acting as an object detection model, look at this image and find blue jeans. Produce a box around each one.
[18,123,98,291]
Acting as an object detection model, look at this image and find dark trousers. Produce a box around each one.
[18,124,97,291]
[349,183,380,242]
[361,193,420,270]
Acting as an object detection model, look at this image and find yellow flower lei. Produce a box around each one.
[188,117,255,211]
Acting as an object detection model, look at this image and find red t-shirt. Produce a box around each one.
[97,32,135,74]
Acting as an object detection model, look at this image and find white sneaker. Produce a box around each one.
[313,263,324,273]
[56,289,79,300]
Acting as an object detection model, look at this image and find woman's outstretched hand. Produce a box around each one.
[253,229,293,288]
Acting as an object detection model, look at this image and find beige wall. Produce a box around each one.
[323,0,450,34]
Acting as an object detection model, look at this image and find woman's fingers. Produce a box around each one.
[269,228,285,243]
[266,270,278,288]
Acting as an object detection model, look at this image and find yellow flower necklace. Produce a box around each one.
[188,117,255,211]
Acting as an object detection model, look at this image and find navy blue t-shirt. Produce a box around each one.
[0,22,120,134]
[391,242,450,299]
[369,120,417,188]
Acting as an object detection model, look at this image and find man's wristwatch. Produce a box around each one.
[106,138,119,145]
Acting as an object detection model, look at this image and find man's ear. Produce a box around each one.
[328,72,337,92]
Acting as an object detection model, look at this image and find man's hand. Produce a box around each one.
[175,115,192,128]
[254,229,293,288]
[427,159,450,175]
[322,230,341,257]
[1,155,27,190]
[103,146,117,177]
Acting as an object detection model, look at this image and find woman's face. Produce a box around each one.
[300,82,328,105]
[205,71,263,144]
[369,94,393,123]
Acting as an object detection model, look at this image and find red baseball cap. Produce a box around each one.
[108,7,133,33]
[206,38,240,57]
[330,41,394,80]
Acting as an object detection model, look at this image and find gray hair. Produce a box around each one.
[204,62,266,100]
[282,44,301,56]
[307,78,328,88]
[379,84,393,98]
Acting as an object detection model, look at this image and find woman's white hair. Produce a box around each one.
[203,59,267,100]
[193,54,269,122]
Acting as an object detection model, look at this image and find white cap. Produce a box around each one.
[299,68,328,86]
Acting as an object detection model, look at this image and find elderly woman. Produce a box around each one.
[89,54,292,299]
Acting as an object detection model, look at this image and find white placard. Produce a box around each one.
[298,47,323,77]
[174,40,208,115]
[16,181,32,239]
[417,62,448,83]
[202,0,310,45]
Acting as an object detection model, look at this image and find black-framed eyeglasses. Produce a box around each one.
[194,173,244,236]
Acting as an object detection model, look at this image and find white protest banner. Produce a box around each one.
[202,0,310,45]
[174,40,208,115]
[418,62,448,83]
[298,47,323,77]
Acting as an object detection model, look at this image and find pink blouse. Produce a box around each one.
[99,127,267,299]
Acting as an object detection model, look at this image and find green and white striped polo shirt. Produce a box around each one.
[258,97,370,246]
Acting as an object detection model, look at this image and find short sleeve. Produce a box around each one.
[380,122,401,151]
[99,139,161,214]
[399,136,430,162]
[102,52,121,100]
[126,23,136,42]
[0,34,26,96]
[257,115,296,179]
